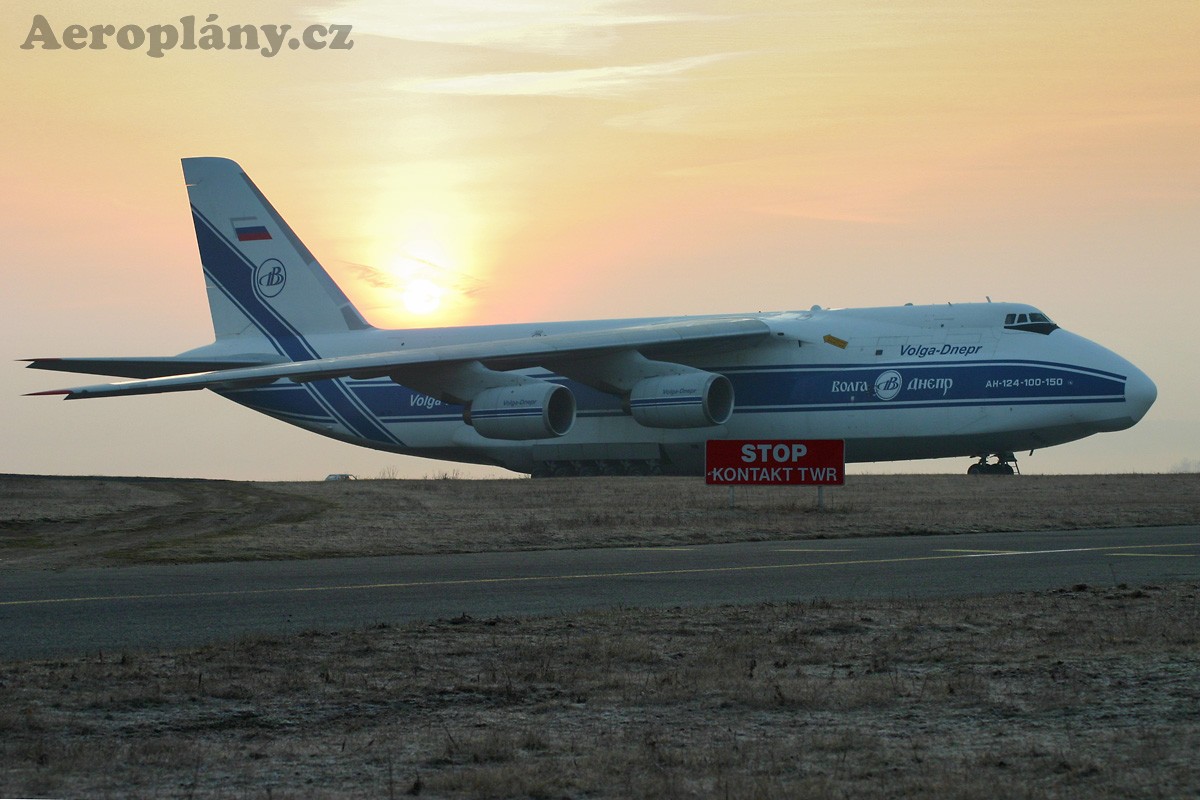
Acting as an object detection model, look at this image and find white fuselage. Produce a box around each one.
[196,302,1155,475]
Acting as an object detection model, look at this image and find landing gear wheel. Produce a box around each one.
[548,462,574,478]
[968,455,1017,475]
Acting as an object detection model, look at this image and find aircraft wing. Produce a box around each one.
[27,317,772,401]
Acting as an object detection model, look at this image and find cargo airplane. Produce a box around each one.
[26,158,1156,476]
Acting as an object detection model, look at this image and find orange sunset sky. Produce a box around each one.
[3,0,1197,479]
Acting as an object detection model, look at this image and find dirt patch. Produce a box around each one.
[2,473,1198,568]
[0,475,327,569]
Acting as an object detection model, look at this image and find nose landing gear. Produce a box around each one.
[967,452,1018,475]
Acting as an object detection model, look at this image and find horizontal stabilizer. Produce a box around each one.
[22,355,286,379]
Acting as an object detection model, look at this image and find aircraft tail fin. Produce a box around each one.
[183,157,372,349]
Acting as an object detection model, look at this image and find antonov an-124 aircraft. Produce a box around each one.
[27,158,1156,476]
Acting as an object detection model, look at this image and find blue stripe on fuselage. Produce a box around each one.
[216,360,1127,438]
[724,361,1124,410]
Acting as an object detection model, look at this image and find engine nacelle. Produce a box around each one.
[466,383,576,440]
[628,372,734,429]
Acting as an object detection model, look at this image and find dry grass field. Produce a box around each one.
[2,473,1198,568]
[1,473,1198,798]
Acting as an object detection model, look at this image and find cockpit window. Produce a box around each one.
[1004,310,1059,335]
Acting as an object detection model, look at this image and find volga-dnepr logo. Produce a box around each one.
[255,258,286,298]
[873,370,902,401]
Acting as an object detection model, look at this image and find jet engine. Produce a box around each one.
[628,372,734,428]
[465,382,576,440]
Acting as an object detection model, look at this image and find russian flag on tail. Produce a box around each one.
[232,217,272,242]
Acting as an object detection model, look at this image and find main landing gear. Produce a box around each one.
[529,459,665,478]
[967,452,1018,476]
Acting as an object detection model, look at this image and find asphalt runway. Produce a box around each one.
[2,525,1197,660]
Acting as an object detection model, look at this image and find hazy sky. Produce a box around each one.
[4,0,1197,479]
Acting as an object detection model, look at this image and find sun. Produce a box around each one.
[401,277,444,316]
[362,237,484,324]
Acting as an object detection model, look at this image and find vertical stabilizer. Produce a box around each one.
[183,157,372,353]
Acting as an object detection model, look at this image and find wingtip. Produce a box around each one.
[20,358,62,370]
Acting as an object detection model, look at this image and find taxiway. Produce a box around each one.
[3,525,1197,660]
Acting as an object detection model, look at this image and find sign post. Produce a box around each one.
[705,440,845,508]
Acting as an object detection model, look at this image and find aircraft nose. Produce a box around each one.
[1124,367,1157,424]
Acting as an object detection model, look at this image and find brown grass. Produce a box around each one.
[1,583,1196,798]
[2,473,1198,568]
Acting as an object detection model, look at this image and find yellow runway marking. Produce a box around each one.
[2,541,1197,609]
[620,547,694,552]
[774,548,853,553]
[1109,553,1196,558]
[940,543,1198,558]
[936,549,1021,554]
